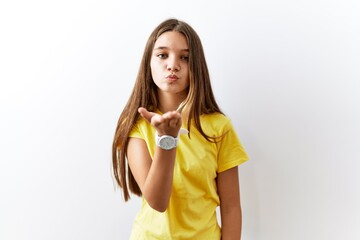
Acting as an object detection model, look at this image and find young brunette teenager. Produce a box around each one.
[112,18,249,239]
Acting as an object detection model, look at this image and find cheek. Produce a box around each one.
[150,61,157,79]
[183,67,190,82]
[150,59,162,76]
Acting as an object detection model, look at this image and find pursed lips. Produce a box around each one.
[166,74,179,82]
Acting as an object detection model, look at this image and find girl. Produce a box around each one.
[112,18,249,239]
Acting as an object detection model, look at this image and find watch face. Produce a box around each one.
[159,136,176,150]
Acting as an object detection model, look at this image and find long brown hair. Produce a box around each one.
[112,18,223,201]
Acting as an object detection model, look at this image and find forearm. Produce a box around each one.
[132,108,181,212]
[142,147,176,212]
[221,203,242,239]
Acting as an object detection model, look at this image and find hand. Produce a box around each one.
[138,107,182,137]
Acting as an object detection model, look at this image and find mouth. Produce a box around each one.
[166,74,179,82]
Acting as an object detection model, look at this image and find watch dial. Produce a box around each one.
[160,137,175,150]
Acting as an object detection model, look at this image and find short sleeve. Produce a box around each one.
[129,120,145,139]
[216,120,249,173]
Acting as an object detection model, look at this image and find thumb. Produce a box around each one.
[138,107,156,123]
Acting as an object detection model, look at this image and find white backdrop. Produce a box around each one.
[1,0,359,239]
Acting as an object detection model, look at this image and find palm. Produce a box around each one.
[138,107,182,137]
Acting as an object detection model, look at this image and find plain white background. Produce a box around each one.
[1,0,359,239]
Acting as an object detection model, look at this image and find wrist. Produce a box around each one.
[156,132,178,138]
[156,128,188,137]
[155,128,189,150]
[155,131,179,150]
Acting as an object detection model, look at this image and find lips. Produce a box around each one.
[166,74,179,82]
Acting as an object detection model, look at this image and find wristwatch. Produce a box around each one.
[155,132,179,150]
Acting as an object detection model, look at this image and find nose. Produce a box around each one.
[166,55,180,72]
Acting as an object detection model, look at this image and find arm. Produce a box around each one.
[217,166,242,240]
[126,107,181,212]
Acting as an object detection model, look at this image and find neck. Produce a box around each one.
[157,90,187,113]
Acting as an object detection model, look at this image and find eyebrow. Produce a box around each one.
[153,46,189,52]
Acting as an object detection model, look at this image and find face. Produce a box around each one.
[150,31,190,97]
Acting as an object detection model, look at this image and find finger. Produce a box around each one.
[138,107,156,123]
[163,111,181,120]
[169,118,178,128]
[151,114,164,127]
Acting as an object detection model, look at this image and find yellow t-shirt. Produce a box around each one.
[129,112,249,240]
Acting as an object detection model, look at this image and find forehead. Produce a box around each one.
[153,31,188,50]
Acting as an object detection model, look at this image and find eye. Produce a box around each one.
[180,55,189,61]
[156,53,167,59]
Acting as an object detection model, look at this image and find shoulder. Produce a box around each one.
[130,117,152,138]
[200,112,233,135]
